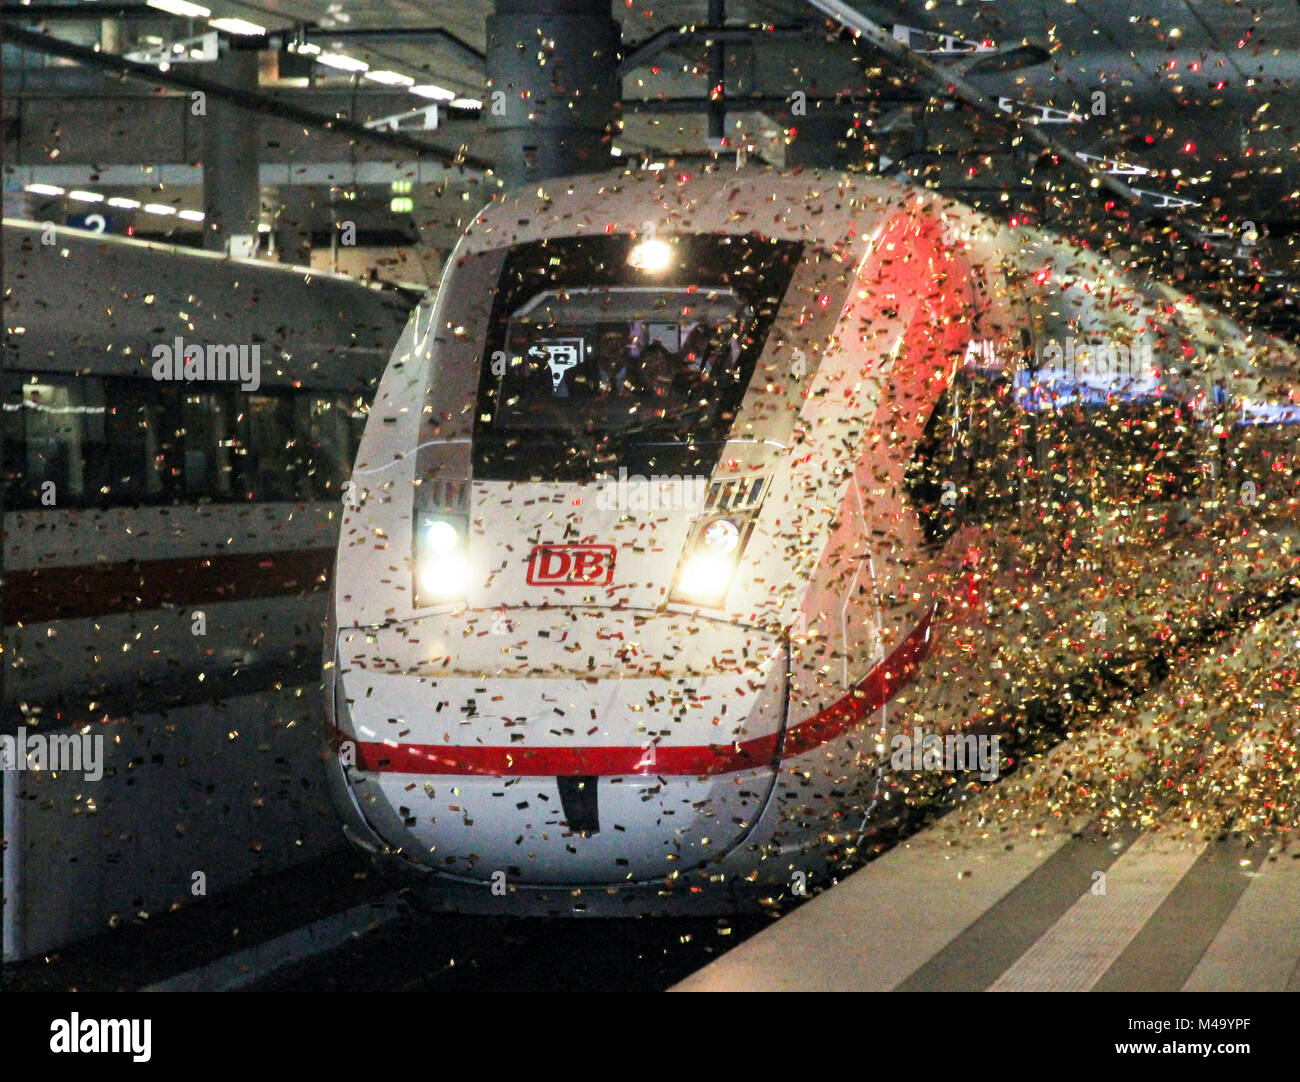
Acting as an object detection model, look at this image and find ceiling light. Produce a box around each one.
[108,197,141,209]
[147,0,211,16]
[365,70,414,86]
[178,209,205,221]
[449,97,482,109]
[316,51,369,72]
[410,84,456,101]
[24,183,65,196]
[68,190,104,203]
[628,237,673,272]
[208,17,265,35]
[143,203,177,216]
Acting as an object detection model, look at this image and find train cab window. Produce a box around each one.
[472,233,802,482]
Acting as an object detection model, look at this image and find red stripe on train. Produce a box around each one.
[352,608,937,778]
[4,547,335,625]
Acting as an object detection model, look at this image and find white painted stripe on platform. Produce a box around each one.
[1182,846,1300,991]
[988,833,1205,992]
[143,898,403,992]
[672,829,1069,992]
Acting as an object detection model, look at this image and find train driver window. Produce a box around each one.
[472,233,802,482]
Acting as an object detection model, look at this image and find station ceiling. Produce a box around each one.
[5,1,1299,321]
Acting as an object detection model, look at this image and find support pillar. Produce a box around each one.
[485,0,620,189]
[201,50,260,254]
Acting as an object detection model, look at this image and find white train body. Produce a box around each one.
[2,222,412,719]
[326,169,1300,911]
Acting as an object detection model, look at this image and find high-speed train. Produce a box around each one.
[2,222,414,723]
[325,168,1300,913]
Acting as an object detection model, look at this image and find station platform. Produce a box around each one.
[674,604,1300,993]
[672,818,1298,992]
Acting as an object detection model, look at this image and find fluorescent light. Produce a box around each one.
[108,197,141,209]
[289,41,321,55]
[25,183,65,196]
[316,51,368,72]
[449,97,482,109]
[68,190,104,203]
[147,0,211,16]
[143,203,177,216]
[178,209,205,221]
[208,17,265,35]
[410,84,456,101]
[365,70,414,87]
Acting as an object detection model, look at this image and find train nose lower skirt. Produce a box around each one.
[336,617,786,885]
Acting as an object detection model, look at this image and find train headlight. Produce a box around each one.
[700,517,740,554]
[415,512,469,605]
[671,516,747,607]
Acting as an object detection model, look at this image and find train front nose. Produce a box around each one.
[331,612,786,887]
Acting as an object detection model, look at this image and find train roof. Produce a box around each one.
[2,219,419,390]
[456,166,920,257]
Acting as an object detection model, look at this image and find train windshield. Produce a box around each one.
[472,234,802,482]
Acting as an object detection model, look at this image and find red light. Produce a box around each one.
[1182,141,1196,153]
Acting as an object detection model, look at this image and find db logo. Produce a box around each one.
[526,544,616,586]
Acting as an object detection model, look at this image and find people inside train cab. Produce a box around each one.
[675,323,718,397]
[635,342,677,399]
[593,327,634,397]
[681,323,715,372]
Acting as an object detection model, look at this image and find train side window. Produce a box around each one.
[181,391,236,498]
[5,373,364,508]
[3,374,29,505]
[4,373,96,507]
[294,394,352,500]
[347,397,368,463]
[904,369,1018,545]
[102,378,167,504]
[235,393,296,501]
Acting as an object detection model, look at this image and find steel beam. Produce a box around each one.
[2,25,492,173]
